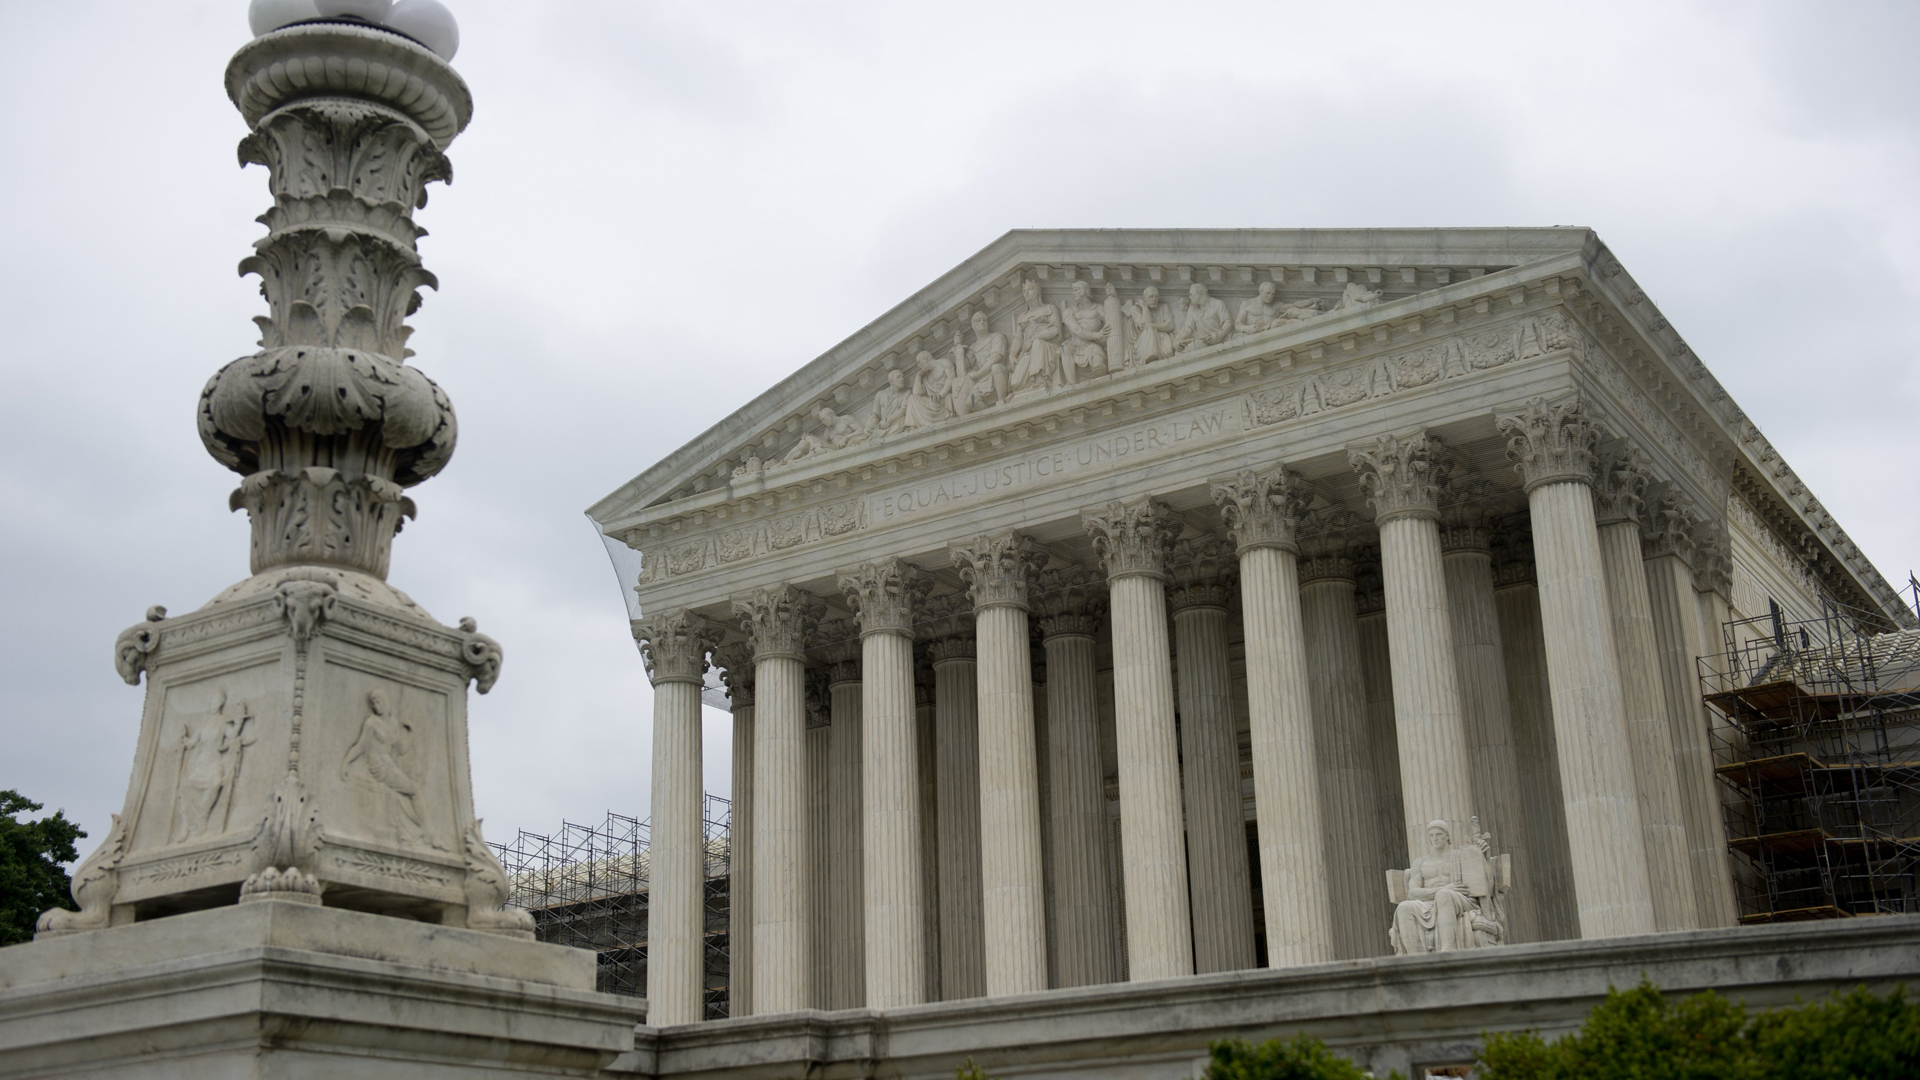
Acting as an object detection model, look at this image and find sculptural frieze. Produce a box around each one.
[1174,283,1232,354]
[1387,817,1510,954]
[168,689,259,844]
[341,688,440,850]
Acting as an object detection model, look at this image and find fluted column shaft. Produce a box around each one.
[806,697,831,1010]
[932,648,985,1000]
[827,667,866,1008]
[1644,550,1738,927]
[1377,515,1477,848]
[1440,534,1535,943]
[727,693,754,1017]
[1492,576,1579,941]
[1356,601,1409,872]
[1083,501,1192,982]
[635,612,712,1027]
[1599,519,1695,930]
[751,654,809,1013]
[859,629,926,1007]
[1299,569,1385,959]
[915,675,942,1001]
[1041,628,1116,987]
[1172,599,1258,972]
[951,534,1050,997]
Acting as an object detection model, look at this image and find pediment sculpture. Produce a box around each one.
[741,270,1382,477]
[1386,816,1511,954]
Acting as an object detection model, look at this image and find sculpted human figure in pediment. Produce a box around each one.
[1176,282,1233,354]
[1061,279,1109,385]
[779,406,870,465]
[1010,278,1063,394]
[1337,280,1383,311]
[1103,283,1129,370]
[868,368,913,436]
[1235,280,1282,336]
[956,309,1011,410]
[907,349,959,429]
[1125,285,1176,365]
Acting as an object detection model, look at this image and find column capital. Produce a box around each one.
[715,641,756,707]
[1352,547,1386,614]
[1081,497,1180,581]
[1033,566,1106,638]
[839,557,927,637]
[1490,521,1537,588]
[1349,432,1454,523]
[1298,543,1357,585]
[1692,530,1732,597]
[1209,467,1315,554]
[1166,537,1237,613]
[1641,491,1701,565]
[632,609,718,687]
[732,584,817,662]
[1438,503,1494,554]
[949,531,1046,611]
[828,657,862,686]
[1498,396,1601,491]
[1594,444,1655,526]
[925,633,977,663]
[804,667,831,728]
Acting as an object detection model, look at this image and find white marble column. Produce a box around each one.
[721,657,755,1017]
[1354,564,1409,874]
[805,671,832,1010]
[838,558,929,1009]
[1082,499,1193,982]
[950,531,1049,996]
[1166,540,1258,973]
[1439,508,1536,944]
[1349,434,1477,853]
[1210,470,1333,969]
[930,630,985,1000]
[1595,450,1697,931]
[825,655,866,1009]
[1035,571,1117,988]
[634,610,714,1026]
[1490,542,1581,941]
[732,587,812,1013]
[1294,541,1388,960]
[1498,398,1656,938]
[914,659,943,1001]
[1642,495,1739,928]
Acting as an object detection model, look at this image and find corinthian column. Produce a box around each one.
[1595,449,1696,931]
[1438,505,1534,943]
[1642,496,1738,927]
[731,586,813,1013]
[929,627,985,999]
[1034,569,1116,987]
[838,559,928,1009]
[950,532,1049,996]
[1349,434,1476,854]
[634,610,716,1027]
[1498,398,1655,938]
[719,655,755,1017]
[825,653,865,1009]
[1294,538,1387,959]
[1166,540,1258,973]
[1081,499,1193,982]
[1211,469,1334,968]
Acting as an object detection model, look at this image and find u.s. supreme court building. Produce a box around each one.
[588,229,1918,1072]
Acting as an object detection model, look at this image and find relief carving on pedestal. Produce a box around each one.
[341,689,441,851]
[1387,817,1511,954]
[168,690,259,843]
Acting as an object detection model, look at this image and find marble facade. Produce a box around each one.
[592,229,1917,1024]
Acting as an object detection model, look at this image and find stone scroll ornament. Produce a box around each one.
[41,22,531,938]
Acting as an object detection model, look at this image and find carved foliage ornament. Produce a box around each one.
[1498,396,1600,491]
[1593,445,1655,526]
[632,609,718,686]
[841,557,929,635]
[1210,467,1314,554]
[1165,537,1238,613]
[1032,566,1106,638]
[1642,492,1701,565]
[733,585,814,661]
[1349,432,1453,523]
[949,532,1045,611]
[1082,499,1181,580]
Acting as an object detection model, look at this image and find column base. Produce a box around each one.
[0,901,644,1079]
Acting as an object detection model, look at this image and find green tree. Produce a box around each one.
[0,790,86,945]
[1202,1034,1379,1080]
[1477,979,1920,1080]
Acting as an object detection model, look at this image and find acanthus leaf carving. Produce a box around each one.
[1081,498,1180,580]
[948,532,1045,612]
[1350,432,1455,523]
[1497,396,1601,492]
[1210,466,1315,554]
[632,609,718,686]
[840,557,931,634]
[733,585,815,662]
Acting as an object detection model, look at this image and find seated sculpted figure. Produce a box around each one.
[1174,282,1233,353]
[1125,285,1177,364]
[1060,279,1109,384]
[1235,280,1283,336]
[956,310,1009,409]
[1387,817,1510,955]
[1010,278,1062,394]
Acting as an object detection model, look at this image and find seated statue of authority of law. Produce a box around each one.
[1387,817,1510,954]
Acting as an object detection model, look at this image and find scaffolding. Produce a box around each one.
[491,795,733,1018]
[1700,596,1920,923]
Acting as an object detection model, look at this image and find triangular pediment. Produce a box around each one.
[588,227,1599,530]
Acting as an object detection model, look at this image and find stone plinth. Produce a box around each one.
[0,901,644,1078]
[605,918,1920,1080]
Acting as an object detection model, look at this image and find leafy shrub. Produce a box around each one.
[1202,1034,1381,1080]
[1478,979,1920,1080]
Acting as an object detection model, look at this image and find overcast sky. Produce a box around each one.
[4,1,1916,861]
